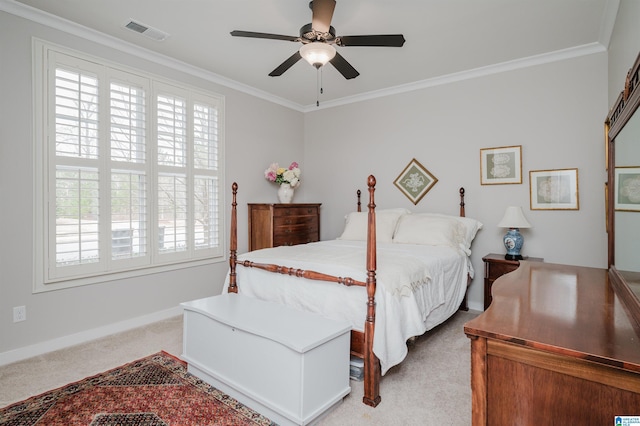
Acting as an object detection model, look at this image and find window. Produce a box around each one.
[34,41,225,291]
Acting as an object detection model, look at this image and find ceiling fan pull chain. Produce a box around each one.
[316,67,321,107]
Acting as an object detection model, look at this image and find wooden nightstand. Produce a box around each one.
[482,253,543,310]
[248,203,321,251]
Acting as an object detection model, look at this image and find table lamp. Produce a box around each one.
[497,206,531,260]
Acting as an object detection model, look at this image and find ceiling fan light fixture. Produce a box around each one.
[299,42,336,68]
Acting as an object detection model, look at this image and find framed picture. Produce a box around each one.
[480,145,522,185]
[394,158,438,205]
[529,168,579,210]
[614,166,640,211]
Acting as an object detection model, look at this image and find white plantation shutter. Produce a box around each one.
[156,91,189,257]
[50,60,103,278]
[157,174,188,254]
[110,170,147,260]
[109,75,149,264]
[54,167,100,267]
[110,81,146,163]
[194,176,219,249]
[157,93,187,167]
[54,67,99,160]
[35,41,224,290]
[193,101,221,250]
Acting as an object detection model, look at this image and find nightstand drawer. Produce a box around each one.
[486,262,519,280]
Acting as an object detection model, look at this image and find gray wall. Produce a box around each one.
[608,0,640,104]
[303,53,609,311]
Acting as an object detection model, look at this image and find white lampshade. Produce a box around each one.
[300,42,336,67]
[497,206,531,229]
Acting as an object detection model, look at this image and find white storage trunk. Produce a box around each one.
[181,294,352,426]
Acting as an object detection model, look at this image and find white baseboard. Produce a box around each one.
[467,300,484,313]
[0,306,183,367]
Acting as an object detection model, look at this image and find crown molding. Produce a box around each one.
[303,42,607,112]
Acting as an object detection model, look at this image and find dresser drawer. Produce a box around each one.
[273,206,319,217]
[273,215,318,227]
[273,232,318,247]
[274,219,319,245]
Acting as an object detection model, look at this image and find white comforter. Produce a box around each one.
[223,240,472,374]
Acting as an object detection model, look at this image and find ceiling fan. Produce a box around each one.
[230,0,405,80]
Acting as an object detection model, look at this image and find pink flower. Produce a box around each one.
[264,161,301,186]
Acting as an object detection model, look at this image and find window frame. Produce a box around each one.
[33,39,225,293]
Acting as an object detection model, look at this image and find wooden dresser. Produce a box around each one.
[248,203,321,251]
[482,253,543,310]
[464,261,640,425]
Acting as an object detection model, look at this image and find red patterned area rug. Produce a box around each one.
[0,352,275,426]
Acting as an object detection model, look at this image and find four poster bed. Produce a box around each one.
[226,175,481,407]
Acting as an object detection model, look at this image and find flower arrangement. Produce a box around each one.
[264,162,301,188]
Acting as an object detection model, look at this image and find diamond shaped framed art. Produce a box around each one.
[394,158,438,205]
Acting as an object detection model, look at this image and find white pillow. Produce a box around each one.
[338,210,405,243]
[417,213,483,251]
[377,208,412,215]
[393,214,465,248]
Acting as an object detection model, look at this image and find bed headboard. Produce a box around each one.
[356,186,465,216]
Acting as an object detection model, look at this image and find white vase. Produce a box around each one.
[277,183,295,204]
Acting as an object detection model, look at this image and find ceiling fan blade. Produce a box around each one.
[311,0,336,33]
[329,52,359,79]
[230,30,299,42]
[337,34,406,47]
[269,51,303,77]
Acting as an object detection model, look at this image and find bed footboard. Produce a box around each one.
[228,176,382,407]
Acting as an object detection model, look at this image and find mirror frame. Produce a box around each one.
[607,51,640,330]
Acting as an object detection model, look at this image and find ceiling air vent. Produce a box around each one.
[124,20,169,41]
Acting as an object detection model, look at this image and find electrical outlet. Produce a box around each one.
[13,306,26,323]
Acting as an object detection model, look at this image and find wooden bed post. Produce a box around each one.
[363,175,381,407]
[228,182,238,293]
[459,187,470,311]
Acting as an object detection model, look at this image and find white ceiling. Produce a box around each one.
[9,0,617,110]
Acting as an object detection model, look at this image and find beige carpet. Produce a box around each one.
[0,310,478,425]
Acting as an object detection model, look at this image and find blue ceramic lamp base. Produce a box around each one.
[503,228,524,260]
